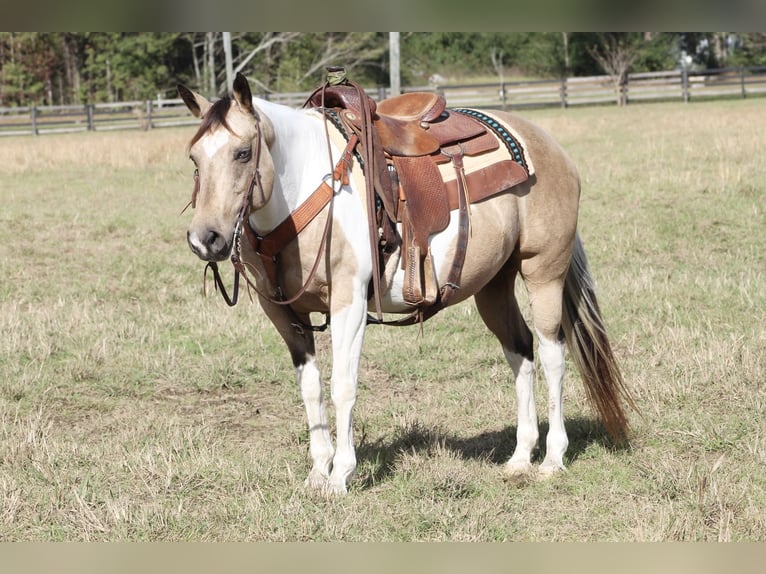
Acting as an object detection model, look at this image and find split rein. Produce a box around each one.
[185,104,352,333]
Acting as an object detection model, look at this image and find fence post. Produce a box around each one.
[31,106,38,135]
[740,67,746,98]
[86,104,95,131]
[560,77,567,108]
[500,82,507,111]
[620,75,629,106]
[682,67,689,104]
[145,100,153,130]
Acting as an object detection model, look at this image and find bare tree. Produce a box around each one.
[205,32,216,96]
[299,33,386,83]
[233,32,300,76]
[589,33,640,106]
[490,46,505,83]
[712,32,730,65]
[561,32,570,76]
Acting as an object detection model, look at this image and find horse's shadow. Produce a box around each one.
[354,416,625,489]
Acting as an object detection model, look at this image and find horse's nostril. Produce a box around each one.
[188,228,229,261]
[204,229,221,249]
[203,229,231,259]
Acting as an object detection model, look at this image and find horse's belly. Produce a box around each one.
[378,197,518,312]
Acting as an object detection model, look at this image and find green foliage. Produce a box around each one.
[512,33,566,77]
[0,32,55,104]
[729,33,766,67]
[1,33,764,107]
[630,33,679,72]
[80,33,190,102]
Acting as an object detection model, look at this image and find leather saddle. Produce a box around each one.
[305,75,528,319]
[308,85,486,157]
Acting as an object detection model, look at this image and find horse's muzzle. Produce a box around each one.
[187,228,232,262]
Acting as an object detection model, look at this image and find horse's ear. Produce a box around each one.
[177,83,211,119]
[232,73,255,116]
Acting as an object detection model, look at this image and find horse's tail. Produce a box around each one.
[561,233,636,442]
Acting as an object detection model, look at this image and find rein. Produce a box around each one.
[198,110,360,333]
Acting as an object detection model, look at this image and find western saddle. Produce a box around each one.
[304,68,528,325]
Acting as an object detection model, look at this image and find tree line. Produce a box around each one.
[1,32,765,107]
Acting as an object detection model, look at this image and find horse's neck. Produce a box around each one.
[249,99,332,234]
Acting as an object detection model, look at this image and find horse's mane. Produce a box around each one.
[189,96,233,148]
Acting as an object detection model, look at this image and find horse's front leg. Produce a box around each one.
[257,298,334,490]
[298,351,335,490]
[325,287,368,495]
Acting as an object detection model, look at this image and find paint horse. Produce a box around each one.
[177,72,634,495]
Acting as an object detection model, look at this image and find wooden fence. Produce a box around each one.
[425,65,766,110]
[2,65,765,137]
[0,98,200,137]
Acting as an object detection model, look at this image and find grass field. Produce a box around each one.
[0,99,764,541]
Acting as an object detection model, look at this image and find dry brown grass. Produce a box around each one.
[0,130,188,174]
[0,99,764,540]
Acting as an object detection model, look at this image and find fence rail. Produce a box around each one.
[2,65,766,137]
[0,99,201,137]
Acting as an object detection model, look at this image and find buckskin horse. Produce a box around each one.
[177,72,634,495]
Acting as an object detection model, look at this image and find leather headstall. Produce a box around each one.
[199,111,360,334]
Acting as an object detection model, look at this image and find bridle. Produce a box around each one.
[188,102,357,333]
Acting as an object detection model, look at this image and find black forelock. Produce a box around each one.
[189,96,234,148]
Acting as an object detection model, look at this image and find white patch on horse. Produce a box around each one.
[298,354,334,489]
[202,129,230,159]
[536,330,568,476]
[504,350,539,476]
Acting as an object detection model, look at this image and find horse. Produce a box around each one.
[177,72,634,495]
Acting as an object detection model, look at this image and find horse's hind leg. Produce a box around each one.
[523,275,569,477]
[474,264,539,476]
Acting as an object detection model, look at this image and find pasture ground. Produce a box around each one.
[0,99,764,541]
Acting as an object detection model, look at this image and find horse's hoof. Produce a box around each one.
[304,469,329,491]
[322,481,348,497]
[538,460,567,478]
[504,460,534,477]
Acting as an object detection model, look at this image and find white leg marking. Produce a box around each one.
[297,355,334,490]
[536,331,569,477]
[504,350,539,476]
[326,301,367,495]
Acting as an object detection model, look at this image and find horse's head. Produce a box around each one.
[178,73,275,262]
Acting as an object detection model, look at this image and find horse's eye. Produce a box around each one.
[235,148,252,162]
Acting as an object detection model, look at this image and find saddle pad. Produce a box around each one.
[435,113,531,195]
[453,108,534,175]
